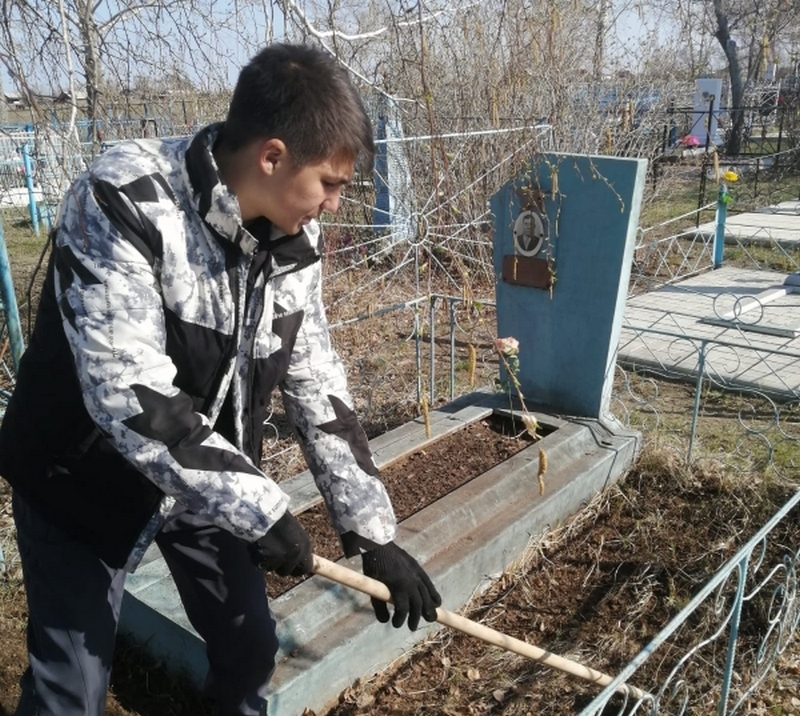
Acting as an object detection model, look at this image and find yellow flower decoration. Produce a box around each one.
[722,170,739,183]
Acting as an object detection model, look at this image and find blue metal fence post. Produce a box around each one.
[21,142,40,237]
[714,184,728,268]
[0,220,24,370]
[716,558,748,716]
[372,96,413,247]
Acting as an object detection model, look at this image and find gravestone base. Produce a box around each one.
[120,390,640,716]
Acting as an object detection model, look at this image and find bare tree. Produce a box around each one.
[0,0,279,152]
[594,0,611,83]
[712,0,748,154]
[0,0,694,298]
[270,0,691,300]
[675,0,800,155]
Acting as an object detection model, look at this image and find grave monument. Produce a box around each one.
[492,152,647,420]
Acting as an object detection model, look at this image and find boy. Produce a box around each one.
[0,43,440,716]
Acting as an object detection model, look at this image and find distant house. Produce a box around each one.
[2,87,90,109]
[4,92,24,107]
[53,89,89,104]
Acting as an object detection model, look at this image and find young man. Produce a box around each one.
[0,43,441,716]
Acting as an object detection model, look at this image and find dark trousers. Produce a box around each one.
[12,492,278,716]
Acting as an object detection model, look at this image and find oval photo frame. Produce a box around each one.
[513,210,545,257]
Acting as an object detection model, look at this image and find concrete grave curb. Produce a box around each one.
[120,391,640,715]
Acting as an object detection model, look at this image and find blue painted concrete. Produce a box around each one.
[373,96,413,242]
[21,143,39,237]
[714,185,728,268]
[491,153,647,419]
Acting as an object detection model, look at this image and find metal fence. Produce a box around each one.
[629,202,718,296]
[577,488,800,716]
[323,284,800,716]
[605,152,800,712]
[595,336,800,714]
[0,221,22,420]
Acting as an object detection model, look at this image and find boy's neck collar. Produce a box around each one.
[186,124,257,254]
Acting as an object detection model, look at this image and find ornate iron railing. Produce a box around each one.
[577,488,800,716]
[615,325,800,474]
[629,203,718,296]
[608,315,800,715]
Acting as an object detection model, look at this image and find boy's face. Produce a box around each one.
[243,140,353,235]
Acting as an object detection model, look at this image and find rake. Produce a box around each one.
[312,554,648,702]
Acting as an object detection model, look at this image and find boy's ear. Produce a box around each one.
[259,138,288,175]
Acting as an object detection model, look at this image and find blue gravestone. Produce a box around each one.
[492,153,647,419]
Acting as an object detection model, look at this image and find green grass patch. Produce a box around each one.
[2,211,51,315]
[724,243,800,273]
[640,173,706,229]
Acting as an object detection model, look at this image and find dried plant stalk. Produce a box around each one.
[467,344,477,388]
[538,447,548,495]
[420,396,431,439]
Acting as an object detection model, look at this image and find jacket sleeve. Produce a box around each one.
[53,172,289,541]
[279,261,397,555]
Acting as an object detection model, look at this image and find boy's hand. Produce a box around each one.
[249,511,314,577]
[361,542,442,630]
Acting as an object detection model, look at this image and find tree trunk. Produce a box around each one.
[592,0,608,84]
[713,0,745,156]
[76,0,102,155]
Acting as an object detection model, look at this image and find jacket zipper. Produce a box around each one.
[202,242,241,420]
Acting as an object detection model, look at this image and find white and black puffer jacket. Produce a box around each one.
[0,123,396,569]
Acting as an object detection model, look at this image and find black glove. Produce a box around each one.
[361,541,442,631]
[249,511,314,577]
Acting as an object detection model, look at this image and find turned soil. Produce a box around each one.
[267,415,535,598]
[321,454,800,716]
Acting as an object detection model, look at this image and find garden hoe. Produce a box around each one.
[312,554,648,702]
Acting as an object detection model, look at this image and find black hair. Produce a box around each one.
[220,43,374,167]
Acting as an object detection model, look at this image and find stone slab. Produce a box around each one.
[619,266,800,398]
[492,153,647,419]
[697,201,800,246]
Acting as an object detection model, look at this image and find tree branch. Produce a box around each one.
[282,0,474,42]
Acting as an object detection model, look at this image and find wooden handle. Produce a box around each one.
[312,554,647,701]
